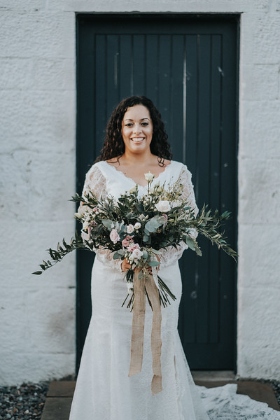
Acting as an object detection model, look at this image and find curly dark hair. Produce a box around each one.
[95,96,172,166]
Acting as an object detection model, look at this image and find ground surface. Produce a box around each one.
[0,379,279,419]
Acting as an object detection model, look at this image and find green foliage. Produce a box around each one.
[32,232,85,275]
[33,180,237,276]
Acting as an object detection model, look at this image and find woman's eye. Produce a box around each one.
[141,122,149,126]
[125,123,133,127]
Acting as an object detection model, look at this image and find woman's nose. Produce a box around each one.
[133,124,142,133]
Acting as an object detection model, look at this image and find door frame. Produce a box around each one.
[75,12,239,373]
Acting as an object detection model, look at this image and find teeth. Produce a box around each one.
[131,138,144,141]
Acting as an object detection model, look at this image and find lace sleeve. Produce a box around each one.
[82,164,107,201]
[159,165,198,269]
[79,164,122,273]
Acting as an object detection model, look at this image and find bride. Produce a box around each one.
[69,96,280,420]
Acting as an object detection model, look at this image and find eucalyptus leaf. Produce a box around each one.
[113,249,125,259]
[184,235,197,251]
[148,260,160,267]
[142,250,148,259]
[145,215,166,233]
[102,219,114,229]
[143,234,150,243]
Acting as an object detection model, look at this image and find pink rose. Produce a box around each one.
[110,228,120,244]
[128,243,140,252]
[122,235,133,247]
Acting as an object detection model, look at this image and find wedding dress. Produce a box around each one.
[69,160,280,420]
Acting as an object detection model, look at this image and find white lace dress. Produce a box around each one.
[69,160,280,420]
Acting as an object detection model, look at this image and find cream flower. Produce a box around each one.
[155,200,171,212]
[134,222,141,230]
[127,224,135,234]
[129,186,138,194]
[75,205,87,219]
[83,221,89,230]
[144,171,155,182]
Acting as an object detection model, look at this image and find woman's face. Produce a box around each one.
[121,104,153,154]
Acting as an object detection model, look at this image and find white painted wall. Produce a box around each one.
[0,0,279,385]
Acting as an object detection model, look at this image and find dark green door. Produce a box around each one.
[76,14,238,370]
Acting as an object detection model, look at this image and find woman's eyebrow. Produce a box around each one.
[124,117,150,121]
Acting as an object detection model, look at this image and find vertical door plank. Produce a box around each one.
[169,35,184,161]
[209,34,222,344]
[145,35,159,103]
[132,35,145,95]
[196,34,211,344]
[95,35,107,155]
[119,35,133,98]
[106,35,120,114]
[219,26,237,367]
[179,34,198,345]
[158,35,171,133]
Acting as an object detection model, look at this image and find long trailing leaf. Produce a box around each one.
[191,205,237,260]
[33,234,85,275]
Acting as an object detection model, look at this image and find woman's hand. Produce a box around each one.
[121,259,132,272]
[121,256,160,273]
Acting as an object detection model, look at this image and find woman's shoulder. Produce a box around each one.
[169,160,189,172]
[83,161,109,183]
[86,160,107,174]
[169,161,194,183]
[170,160,183,167]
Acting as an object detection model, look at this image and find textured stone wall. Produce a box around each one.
[0,3,76,385]
[0,0,279,385]
[238,7,280,380]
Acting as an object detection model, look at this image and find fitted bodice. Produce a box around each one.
[94,160,186,199]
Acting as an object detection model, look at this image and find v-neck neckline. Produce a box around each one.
[104,160,173,187]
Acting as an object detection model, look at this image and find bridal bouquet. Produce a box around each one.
[33,172,236,309]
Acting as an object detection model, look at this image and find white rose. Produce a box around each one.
[155,200,171,212]
[130,248,143,261]
[127,224,134,234]
[144,171,155,182]
[171,200,182,208]
[129,186,138,194]
[75,205,87,219]
[83,221,89,230]
[134,222,141,230]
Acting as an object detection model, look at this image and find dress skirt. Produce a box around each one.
[69,258,209,420]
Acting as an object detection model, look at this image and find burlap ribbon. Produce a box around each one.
[128,268,163,394]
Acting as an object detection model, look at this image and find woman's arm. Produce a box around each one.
[159,165,198,269]
[80,164,123,272]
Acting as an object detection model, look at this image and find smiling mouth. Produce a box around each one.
[131,137,145,142]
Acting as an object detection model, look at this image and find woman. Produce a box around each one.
[69,96,208,420]
[69,96,280,420]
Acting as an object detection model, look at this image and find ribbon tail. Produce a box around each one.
[152,266,159,289]
[146,274,163,394]
[151,375,162,395]
[128,269,146,377]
